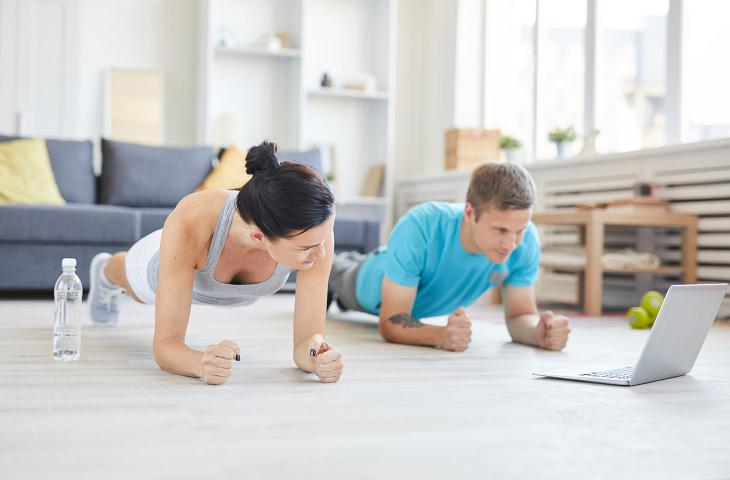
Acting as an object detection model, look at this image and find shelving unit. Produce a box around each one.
[307,88,389,101]
[532,210,698,316]
[540,264,685,275]
[197,0,397,230]
[214,47,302,59]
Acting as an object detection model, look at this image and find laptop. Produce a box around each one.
[532,283,728,386]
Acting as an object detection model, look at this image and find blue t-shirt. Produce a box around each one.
[355,202,541,318]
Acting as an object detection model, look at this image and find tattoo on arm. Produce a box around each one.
[389,313,423,328]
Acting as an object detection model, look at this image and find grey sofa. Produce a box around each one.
[0,136,380,291]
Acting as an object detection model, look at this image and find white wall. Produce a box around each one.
[76,0,198,148]
[393,0,426,178]
[0,0,197,153]
[0,0,19,134]
[3,0,469,178]
[394,0,459,177]
[453,0,484,128]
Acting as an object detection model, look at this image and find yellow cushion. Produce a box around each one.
[0,138,65,205]
[195,145,251,192]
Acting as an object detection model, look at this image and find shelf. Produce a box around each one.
[532,210,698,228]
[307,88,389,101]
[201,0,397,231]
[540,263,684,275]
[214,46,301,59]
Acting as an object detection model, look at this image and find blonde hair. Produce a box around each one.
[466,163,536,216]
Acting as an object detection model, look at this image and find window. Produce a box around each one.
[595,0,669,153]
[535,0,586,159]
[483,0,729,163]
[484,0,536,163]
[683,0,730,142]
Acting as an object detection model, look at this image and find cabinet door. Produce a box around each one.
[0,0,78,137]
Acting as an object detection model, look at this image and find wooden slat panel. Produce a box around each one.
[697,266,730,280]
[698,217,730,232]
[671,201,730,215]
[544,176,637,194]
[645,235,728,249]
[541,233,580,245]
[698,251,730,264]
[545,190,634,208]
[536,271,578,304]
[656,184,730,201]
[532,145,730,310]
[698,234,730,247]
[654,167,730,185]
[538,225,580,234]
[654,233,730,249]
[653,249,730,264]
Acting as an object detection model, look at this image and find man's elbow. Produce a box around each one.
[378,316,397,343]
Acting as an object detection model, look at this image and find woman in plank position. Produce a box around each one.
[88,141,343,385]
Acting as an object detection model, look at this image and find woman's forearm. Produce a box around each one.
[293,337,316,373]
[153,338,204,378]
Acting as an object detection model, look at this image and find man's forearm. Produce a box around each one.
[379,313,443,347]
[505,314,540,346]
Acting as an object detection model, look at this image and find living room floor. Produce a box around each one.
[1,294,729,479]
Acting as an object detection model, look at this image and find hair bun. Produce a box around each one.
[245,140,280,175]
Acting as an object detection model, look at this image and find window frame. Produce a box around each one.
[486,0,685,162]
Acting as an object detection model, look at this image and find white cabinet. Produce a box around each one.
[198,0,397,228]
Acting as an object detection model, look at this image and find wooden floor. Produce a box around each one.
[1,293,730,479]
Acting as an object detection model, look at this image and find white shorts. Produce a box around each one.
[125,229,163,305]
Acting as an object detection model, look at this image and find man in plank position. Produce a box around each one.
[327,162,570,352]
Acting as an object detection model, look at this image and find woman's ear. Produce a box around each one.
[249,229,267,245]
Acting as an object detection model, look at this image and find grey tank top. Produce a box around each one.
[147,190,291,306]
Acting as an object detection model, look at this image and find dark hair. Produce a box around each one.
[466,162,536,217]
[236,141,335,239]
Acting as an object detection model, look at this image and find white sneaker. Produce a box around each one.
[88,252,123,325]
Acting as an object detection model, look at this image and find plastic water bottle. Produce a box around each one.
[53,258,83,361]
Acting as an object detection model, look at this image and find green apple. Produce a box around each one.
[627,306,652,329]
[641,291,665,320]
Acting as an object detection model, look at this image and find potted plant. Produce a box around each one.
[499,135,522,162]
[548,126,577,159]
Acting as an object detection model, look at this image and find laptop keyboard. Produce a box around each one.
[581,366,634,379]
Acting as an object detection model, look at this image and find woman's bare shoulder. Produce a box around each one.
[164,189,234,240]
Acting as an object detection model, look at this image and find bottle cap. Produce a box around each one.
[62,258,77,268]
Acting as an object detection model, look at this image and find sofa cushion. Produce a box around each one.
[0,243,139,290]
[0,204,140,243]
[0,138,66,205]
[333,217,381,253]
[100,138,215,207]
[196,145,250,192]
[0,135,95,204]
[137,207,173,237]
